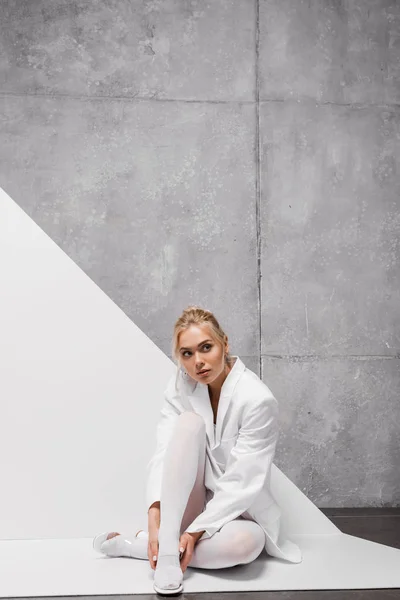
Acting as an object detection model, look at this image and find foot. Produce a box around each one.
[154,554,183,593]
[99,530,144,558]
[105,530,143,541]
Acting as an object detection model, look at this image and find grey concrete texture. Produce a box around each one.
[264,356,400,507]
[259,0,400,105]
[0,0,256,101]
[260,101,400,355]
[0,0,399,506]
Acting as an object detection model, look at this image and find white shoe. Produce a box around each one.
[93,530,146,556]
[153,554,184,595]
[93,532,183,593]
[153,581,183,596]
[93,532,113,554]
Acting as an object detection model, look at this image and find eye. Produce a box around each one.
[182,344,212,357]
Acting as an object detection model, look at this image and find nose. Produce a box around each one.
[195,352,204,367]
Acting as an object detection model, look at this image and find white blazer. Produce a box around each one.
[146,355,302,563]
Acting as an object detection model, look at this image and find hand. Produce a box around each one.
[147,504,161,570]
[147,526,159,571]
[178,531,204,572]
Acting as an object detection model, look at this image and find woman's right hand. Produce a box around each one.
[147,526,159,570]
[148,504,161,570]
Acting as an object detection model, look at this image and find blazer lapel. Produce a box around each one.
[187,384,215,445]
[186,356,246,449]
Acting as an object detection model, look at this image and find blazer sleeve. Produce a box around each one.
[184,395,279,539]
[145,376,181,512]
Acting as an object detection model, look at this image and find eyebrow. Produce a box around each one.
[179,339,213,351]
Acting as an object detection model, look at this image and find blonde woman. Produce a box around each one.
[93,306,302,595]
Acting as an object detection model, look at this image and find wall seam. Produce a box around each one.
[255,0,262,379]
[0,90,399,111]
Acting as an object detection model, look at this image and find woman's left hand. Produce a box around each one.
[178,531,203,572]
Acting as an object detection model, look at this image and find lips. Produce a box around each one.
[197,369,210,375]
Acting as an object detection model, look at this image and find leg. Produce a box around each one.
[159,411,207,540]
[109,518,266,569]
[190,518,266,569]
[154,412,207,590]
[99,412,207,564]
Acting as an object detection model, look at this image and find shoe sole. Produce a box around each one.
[153,582,183,595]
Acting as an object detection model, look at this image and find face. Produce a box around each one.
[178,324,229,384]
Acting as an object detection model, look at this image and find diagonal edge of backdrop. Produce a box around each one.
[0,184,338,541]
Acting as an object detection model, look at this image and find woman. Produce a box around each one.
[93,306,302,595]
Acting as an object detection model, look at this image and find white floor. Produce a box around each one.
[1,532,400,597]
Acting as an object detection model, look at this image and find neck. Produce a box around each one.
[207,357,236,399]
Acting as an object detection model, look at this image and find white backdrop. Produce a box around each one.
[0,186,338,540]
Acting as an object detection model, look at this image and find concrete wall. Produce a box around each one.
[0,0,398,506]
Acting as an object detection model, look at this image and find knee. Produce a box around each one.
[232,524,265,564]
[177,411,206,436]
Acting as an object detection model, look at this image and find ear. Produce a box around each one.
[224,336,229,354]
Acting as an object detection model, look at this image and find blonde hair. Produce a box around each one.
[171,305,233,391]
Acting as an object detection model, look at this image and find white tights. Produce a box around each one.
[101,412,265,570]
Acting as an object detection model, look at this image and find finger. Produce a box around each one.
[180,548,192,573]
[149,542,158,570]
[178,542,185,559]
[180,554,190,573]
